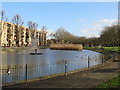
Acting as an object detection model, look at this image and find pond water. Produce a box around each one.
[1,49,106,85]
[1,49,103,65]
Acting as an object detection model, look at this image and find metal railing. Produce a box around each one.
[0,55,110,87]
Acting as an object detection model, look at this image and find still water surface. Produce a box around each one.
[1,49,105,84]
[1,49,103,66]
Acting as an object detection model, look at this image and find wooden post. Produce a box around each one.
[65,60,67,76]
[88,56,90,69]
[102,56,104,66]
[35,49,37,54]
[25,64,27,86]
[114,54,116,60]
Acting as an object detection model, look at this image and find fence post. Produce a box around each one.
[114,54,116,61]
[25,64,27,86]
[65,60,67,76]
[102,56,104,66]
[88,56,90,69]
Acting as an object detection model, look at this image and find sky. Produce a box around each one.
[1,2,118,38]
[1,0,120,2]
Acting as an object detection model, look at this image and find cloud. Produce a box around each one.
[79,20,87,23]
[80,19,117,38]
[91,28,103,31]
[97,19,117,24]
[92,19,117,31]
[81,27,103,32]
[81,28,100,37]
[87,34,100,38]
[93,24,102,27]
[81,33,100,38]
[85,33,100,38]
[81,28,89,33]
[82,24,87,27]
[81,30,88,33]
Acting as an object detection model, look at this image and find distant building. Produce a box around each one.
[0,21,47,47]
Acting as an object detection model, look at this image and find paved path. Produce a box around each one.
[3,61,120,88]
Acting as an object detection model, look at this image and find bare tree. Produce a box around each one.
[41,26,47,33]
[12,14,24,47]
[0,10,5,21]
[28,21,38,47]
[52,27,79,44]
[28,21,38,39]
[0,10,4,46]
[0,10,8,22]
[0,10,8,46]
[12,14,24,26]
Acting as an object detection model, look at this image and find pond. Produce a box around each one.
[1,49,106,86]
[1,49,103,65]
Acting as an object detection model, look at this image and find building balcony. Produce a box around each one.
[21,36,24,38]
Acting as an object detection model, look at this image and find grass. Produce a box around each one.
[97,76,120,88]
[84,47,120,53]
[103,47,120,52]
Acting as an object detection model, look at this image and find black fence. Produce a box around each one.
[0,55,111,87]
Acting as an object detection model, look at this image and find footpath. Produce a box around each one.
[3,59,120,88]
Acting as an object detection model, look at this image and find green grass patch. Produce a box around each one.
[103,47,120,52]
[97,76,120,88]
[84,47,120,53]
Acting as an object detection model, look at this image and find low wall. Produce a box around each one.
[50,44,83,51]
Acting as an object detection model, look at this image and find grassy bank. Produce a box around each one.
[97,76,120,88]
[1,46,49,51]
[84,47,120,53]
[1,47,29,51]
